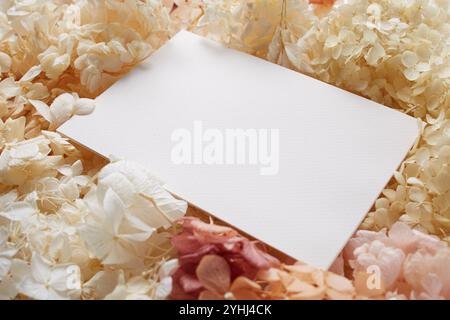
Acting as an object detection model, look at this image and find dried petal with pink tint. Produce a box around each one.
[196,255,231,295]
[198,290,223,300]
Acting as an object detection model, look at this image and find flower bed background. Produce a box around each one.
[0,0,449,300]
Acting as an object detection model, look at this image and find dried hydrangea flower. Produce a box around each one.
[257,262,356,300]
[79,160,187,266]
[195,0,285,58]
[169,217,279,299]
[19,254,80,300]
[345,222,450,298]
[104,272,153,300]
[29,93,95,129]
[283,0,449,118]
[0,226,18,282]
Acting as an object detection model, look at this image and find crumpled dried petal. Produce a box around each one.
[196,255,231,294]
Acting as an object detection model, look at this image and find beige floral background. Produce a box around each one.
[0,0,449,300]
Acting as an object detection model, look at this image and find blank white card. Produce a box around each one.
[59,31,418,270]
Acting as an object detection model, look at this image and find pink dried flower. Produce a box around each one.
[345,222,449,296]
[345,222,444,261]
[404,249,450,299]
[169,217,279,299]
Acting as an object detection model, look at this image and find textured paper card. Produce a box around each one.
[59,30,418,270]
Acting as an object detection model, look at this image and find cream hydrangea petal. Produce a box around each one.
[49,266,73,292]
[118,230,153,242]
[1,202,37,221]
[401,51,418,68]
[60,179,80,201]
[0,51,12,73]
[97,160,187,230]
[73,98,95,116]
[98,172,136,206]
[9,142,39,159]
[19,65,42,82]
[19,278,51,300]
[98,160,162,201]
[102,241,134,265]
[0,259,29,299]
[49,93,75,127]
[82,271,121,299]
[155,276,172,300]
[57,160,83,177]
[0,190,18,208]
[79,225,113,261]
[159,259,179,279]
[30,254,51,284]
[404,68,420,81]
[0,259,30,300]
[1,117,25,144]
[103,188,125,235]
[0,78,20,99]
[0,257,12,281]
[29,99,53,123]
[365,42,385,66]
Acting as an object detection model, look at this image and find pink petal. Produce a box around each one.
[171,231,202,254]
[179,273,203,293]
[241,241,279,269]
[179,244,218,274]
[196,255,231,294]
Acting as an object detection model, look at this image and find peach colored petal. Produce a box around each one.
[240,241,280,269]
[179,273,203,293]
[279,270,296,288]
[325,272,354,294]
[265,282,285,298]
[230,276,261,292]
[232,288,261,300]
[326,288,354,300]
[289,285,326,300]
[180,217,237,237]
[256,268,281,282]
[284,263,317,274]
[198,290,224,300]
[283,263,318,283]
[196,255,231,294]
[311,270,325,287]
[286,279,318,294]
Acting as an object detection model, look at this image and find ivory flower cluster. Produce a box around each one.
[0,156,187,299]
[285,0,449,118]
[0,0,189,300]
[169,217,280,299]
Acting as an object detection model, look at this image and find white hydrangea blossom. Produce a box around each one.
[0,0,191,300]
